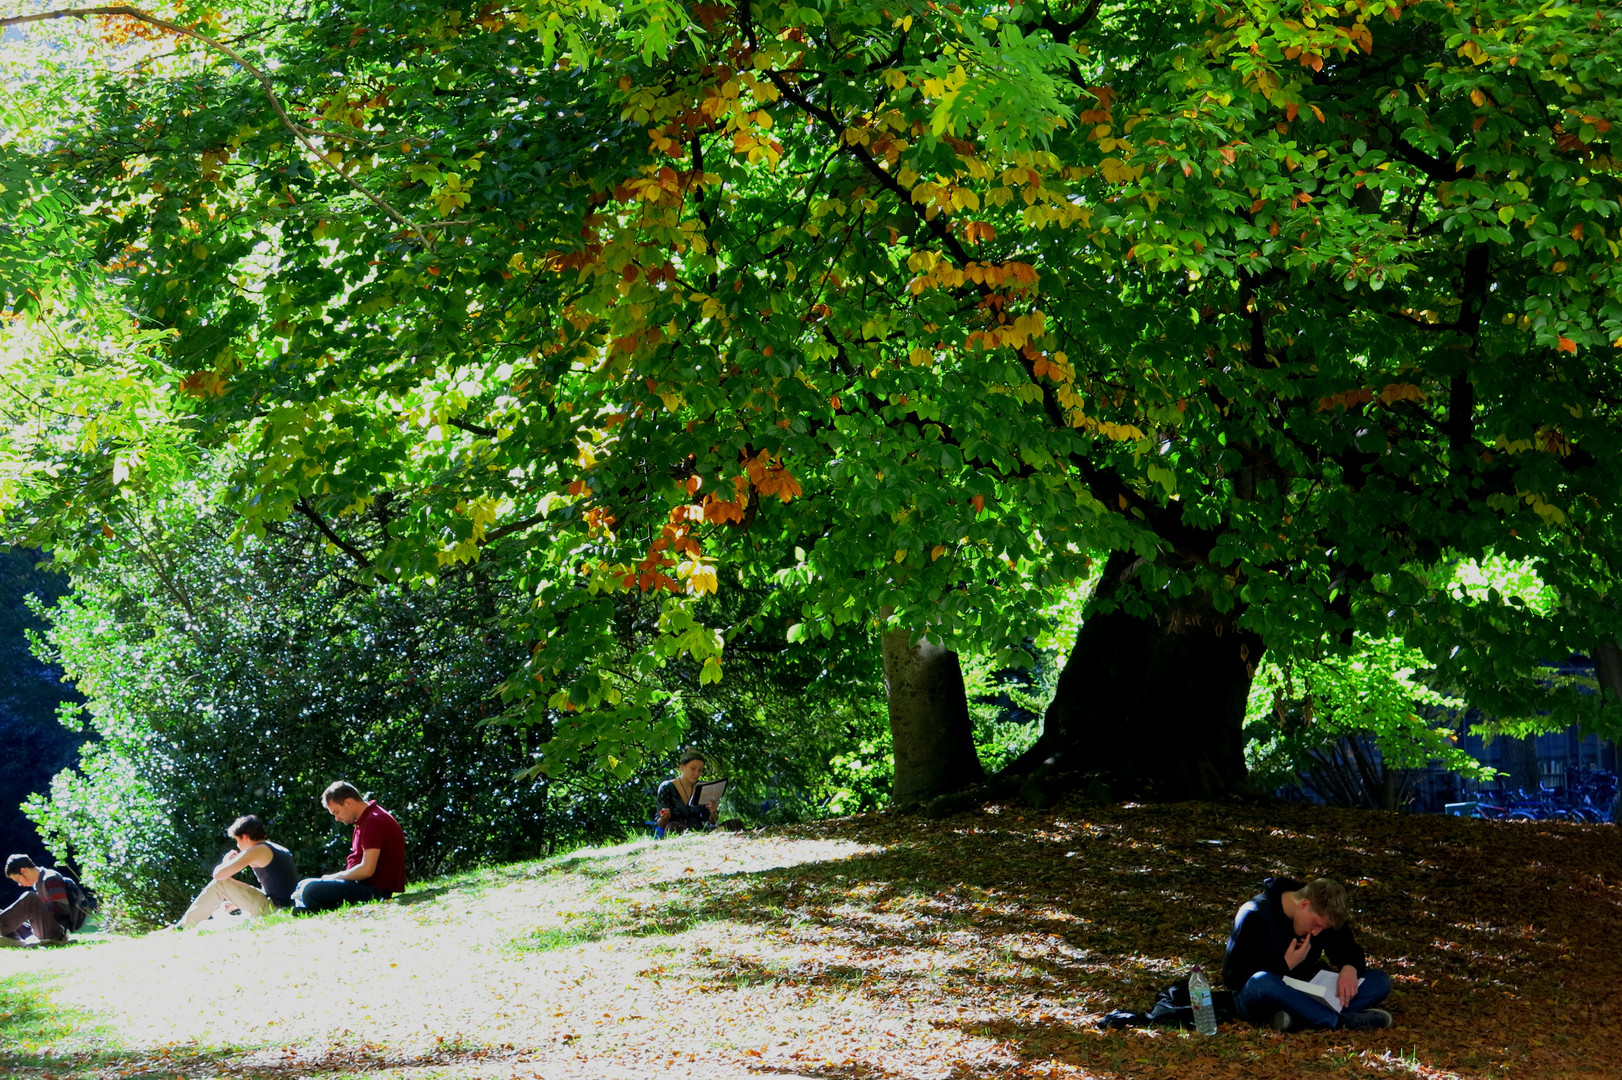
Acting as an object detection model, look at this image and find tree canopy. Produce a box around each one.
[4,0,1622,792]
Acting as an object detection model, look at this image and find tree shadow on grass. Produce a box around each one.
[500,803,1622,1079]
[391,886,453,906]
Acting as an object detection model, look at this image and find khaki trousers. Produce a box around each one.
[180,877,275,928]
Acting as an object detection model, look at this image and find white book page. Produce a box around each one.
[1282,970,1362,1014]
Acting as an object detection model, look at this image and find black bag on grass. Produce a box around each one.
[58,874,98,932]
[1096,976,1240,1030]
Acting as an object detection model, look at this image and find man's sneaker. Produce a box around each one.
[1340,1008,1393,1031]
[1269,1010,1293,1032]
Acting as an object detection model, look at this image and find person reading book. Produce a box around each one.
[654,751,716,834]
[1222,875,1393,1032]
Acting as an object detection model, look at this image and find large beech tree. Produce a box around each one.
[6,1,1622,800]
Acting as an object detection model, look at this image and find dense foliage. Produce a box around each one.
[21,495,569,924]
[4,0,1622,807]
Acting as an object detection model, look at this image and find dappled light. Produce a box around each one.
[3,802,1618,1079]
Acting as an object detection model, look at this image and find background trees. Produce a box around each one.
[0,548,82,864]
[21,489,558,924]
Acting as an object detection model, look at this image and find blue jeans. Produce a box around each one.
[1235,968,1391,1029]
[292,878,384,913]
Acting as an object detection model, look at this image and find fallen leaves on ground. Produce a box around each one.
[1,801,1616,1079]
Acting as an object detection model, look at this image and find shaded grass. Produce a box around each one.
[1,802,1617,1079]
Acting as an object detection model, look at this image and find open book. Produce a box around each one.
[691,778,728,818]
[1283,969,1362,1014]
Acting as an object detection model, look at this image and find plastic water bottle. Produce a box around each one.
[1189,964,1217,1035]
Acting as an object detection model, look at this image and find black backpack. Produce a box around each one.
[1097,977,1240,1030]
[57,873,98,932]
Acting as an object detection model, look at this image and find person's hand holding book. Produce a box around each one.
[1336,966,1359,1007]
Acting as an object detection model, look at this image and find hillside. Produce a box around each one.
[3,801,1617,1080]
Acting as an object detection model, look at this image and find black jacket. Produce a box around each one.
[1222,876,1368,990]
[655,779,711,831]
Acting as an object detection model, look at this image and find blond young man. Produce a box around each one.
[1223,875,1393,1031]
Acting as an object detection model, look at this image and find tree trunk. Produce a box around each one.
[881,627,985,808]
[1004,553,1261,803]
[1498,732,1541,792]
[1592,641,1622,703]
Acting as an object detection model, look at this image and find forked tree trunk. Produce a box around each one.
[1004,554,1261,803]
[881,627,985,808]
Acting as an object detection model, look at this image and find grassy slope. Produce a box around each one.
[2,800,1618,1080]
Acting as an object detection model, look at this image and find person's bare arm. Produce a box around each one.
[324,848,379,882]
[211,844,272,882]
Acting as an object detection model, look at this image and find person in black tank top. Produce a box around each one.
[177,815,297,930]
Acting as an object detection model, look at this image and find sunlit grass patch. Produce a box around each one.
[517,909,613,952]
[0,971,238,1080]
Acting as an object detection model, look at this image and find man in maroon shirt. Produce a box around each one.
[1,855,71,945]
[291,781,407,913]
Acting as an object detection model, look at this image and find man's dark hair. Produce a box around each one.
[322,781,363,805]
[4,854,38,877]
[227,815,267,842]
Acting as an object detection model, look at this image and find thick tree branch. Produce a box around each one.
[482,512,548,545]
[1037,0,1105,45]
[1444,244,1490,456]
[294,496,372,570]
[448,416,498,439]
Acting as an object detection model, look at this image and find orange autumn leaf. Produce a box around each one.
[1317,388,1375,412]
[701,496,746,525]
[745,451,802,502]
[755,467,802,502]
[1377,383,1426,406]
